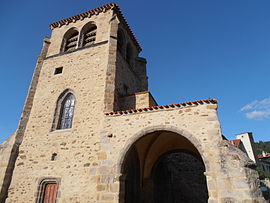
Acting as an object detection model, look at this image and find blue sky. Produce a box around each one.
[1,0,270,143]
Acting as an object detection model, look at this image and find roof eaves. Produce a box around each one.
[105,99,217,116]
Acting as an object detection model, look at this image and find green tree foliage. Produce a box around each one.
[255,141,270,155]
[257,166,270,179]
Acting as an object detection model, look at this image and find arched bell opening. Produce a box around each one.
[120,130,209,203]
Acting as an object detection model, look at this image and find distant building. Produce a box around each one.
[229,133,270,200]
[229,133,270,175]
[258,152,270,201]
[258,151,270,173]
[229,132,258,164]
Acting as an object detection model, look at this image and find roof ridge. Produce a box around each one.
[49,3,142,52]
[105,99,217,116]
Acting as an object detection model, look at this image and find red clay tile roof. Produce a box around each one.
[105,99,217,116]
[229,139,242,147]
[258,154,270,158]
[50,3,142,52]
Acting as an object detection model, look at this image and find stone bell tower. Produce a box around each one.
[2,3,150,202]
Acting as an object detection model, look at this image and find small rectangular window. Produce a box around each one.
[54,67,63,75]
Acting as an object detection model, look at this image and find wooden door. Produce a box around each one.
[43,183,57,203]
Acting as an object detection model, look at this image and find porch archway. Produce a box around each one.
[119,129,209,203]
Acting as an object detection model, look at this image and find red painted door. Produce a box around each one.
[43,183,57,203]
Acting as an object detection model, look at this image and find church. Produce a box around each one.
[0,3,265,202]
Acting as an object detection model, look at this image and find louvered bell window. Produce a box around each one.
[82,26,97,47]
[64,32,78,52]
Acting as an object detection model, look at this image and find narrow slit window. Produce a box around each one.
[51,153,57,161]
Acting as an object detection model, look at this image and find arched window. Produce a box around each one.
[52,90,76,130]
[80,22,97,47]
[126,43,133,66]
[58,93,75,129]
[117,29,125,55]
[61,28,79,52]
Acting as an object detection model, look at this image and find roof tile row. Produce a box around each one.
[105,99,217,116]
[258,154,270,159]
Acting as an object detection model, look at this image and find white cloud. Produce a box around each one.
[240,100,259,111]
[245,110,270,120]
[241,98,270,120]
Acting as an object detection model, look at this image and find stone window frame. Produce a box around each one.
[35,177,61,203]
[78,21,97,48]
[51,89,76,131]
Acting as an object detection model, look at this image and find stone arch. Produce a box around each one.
[118,125,210,203]
[117,125,210,173]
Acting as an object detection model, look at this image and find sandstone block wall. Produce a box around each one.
[119,91,157,110]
